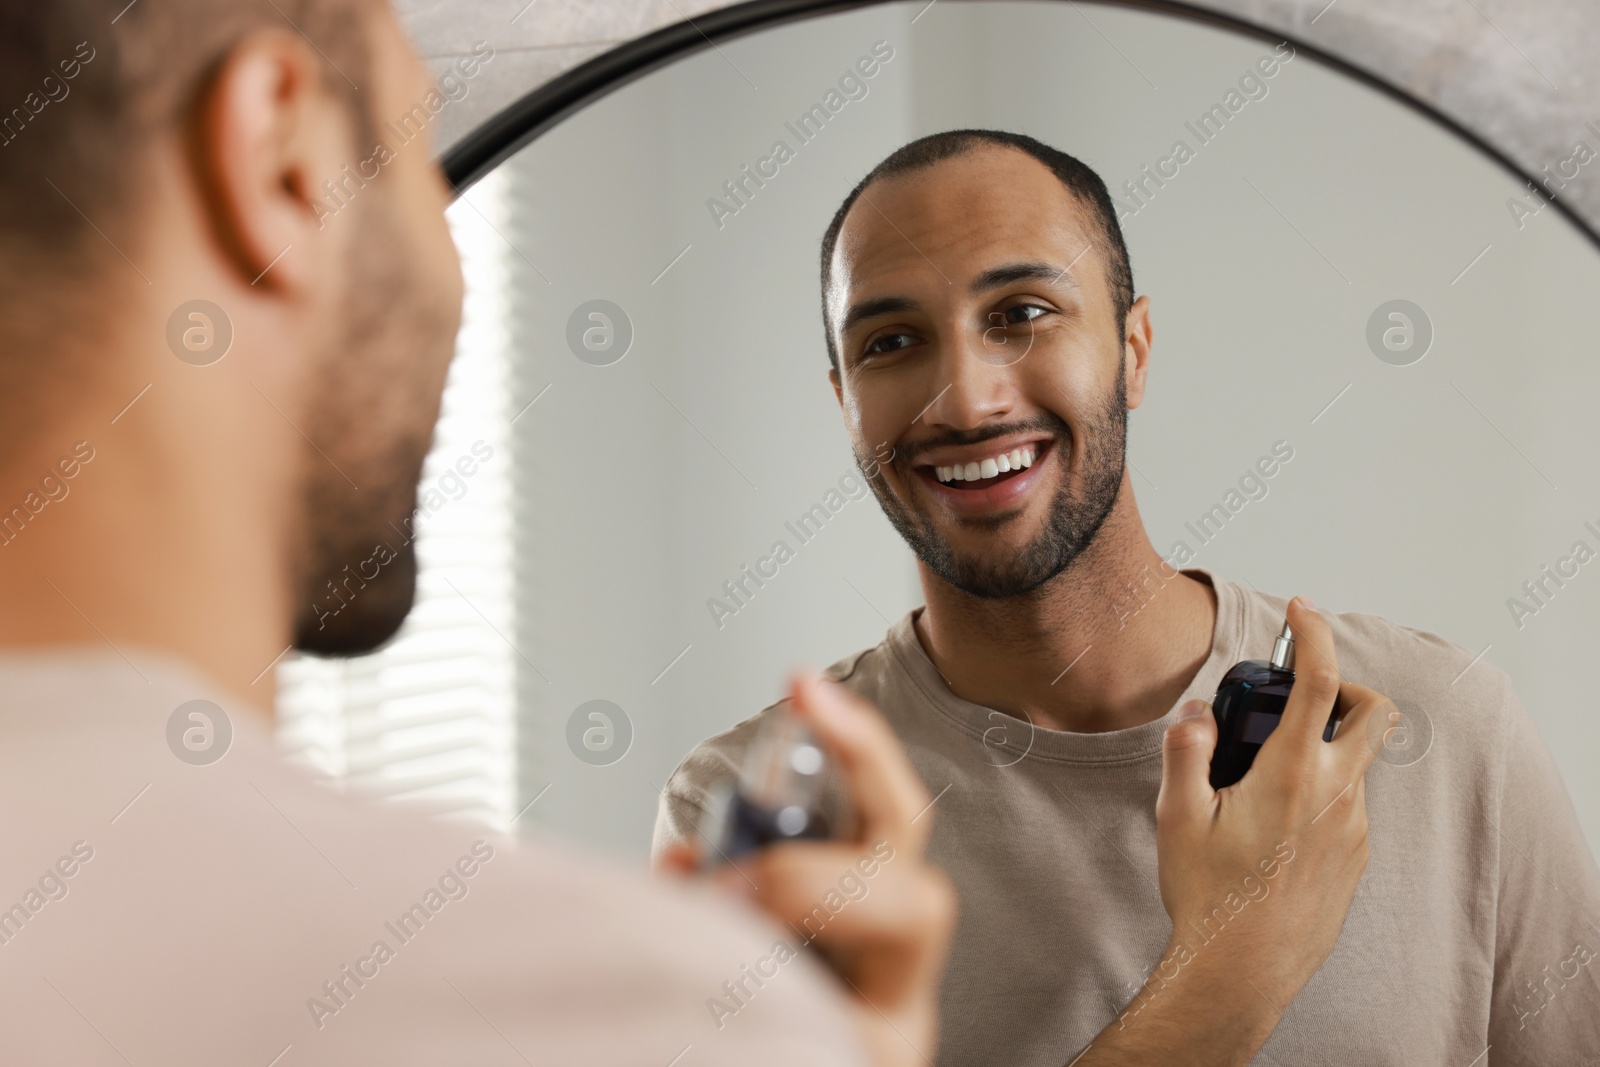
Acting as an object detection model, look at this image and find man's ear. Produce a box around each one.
[192,29,352,294]
[1122,294,1153,410]
[829,366,843,408]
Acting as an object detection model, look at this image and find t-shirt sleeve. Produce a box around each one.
[653,771,712,860]
[652,703,857,866]
[1485,669,1600,1062]
[652,735,747,864]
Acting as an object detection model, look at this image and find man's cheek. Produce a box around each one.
[853,392,919,465]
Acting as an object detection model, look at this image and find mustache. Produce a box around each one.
[898,411,1071,466]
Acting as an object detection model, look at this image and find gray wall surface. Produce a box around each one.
[397,0,1600,237]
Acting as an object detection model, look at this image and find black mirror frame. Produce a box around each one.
[439,0,1600,257]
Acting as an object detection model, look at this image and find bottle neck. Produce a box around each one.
[1269,625,1295,670]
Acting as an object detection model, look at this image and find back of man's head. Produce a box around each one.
[0,0,469,692]
[0,0,372,297]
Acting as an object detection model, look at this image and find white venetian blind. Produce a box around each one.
[275,169,518,830]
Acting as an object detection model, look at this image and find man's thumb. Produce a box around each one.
[1157,699,1217,823]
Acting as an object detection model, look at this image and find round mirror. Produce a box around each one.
[285,0,1600,866]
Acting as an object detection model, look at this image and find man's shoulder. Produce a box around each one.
[1230,578,1519,750]
[0,651,866,1066]
[1331,601,1504,693]
[663,630,902,805]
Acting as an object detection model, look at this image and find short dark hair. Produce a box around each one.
[0,0,375,284]
[819,129,1134,371]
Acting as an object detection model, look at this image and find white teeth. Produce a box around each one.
[933,445,1042,484]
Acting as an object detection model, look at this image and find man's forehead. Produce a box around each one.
[830,146,1097,305]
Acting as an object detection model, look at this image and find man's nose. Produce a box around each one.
[919,328,1018,432]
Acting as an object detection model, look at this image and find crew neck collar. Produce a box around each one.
[882,565,1245,766]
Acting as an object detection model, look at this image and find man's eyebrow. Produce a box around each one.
[839,295,920,336]
[970,261,1079,294]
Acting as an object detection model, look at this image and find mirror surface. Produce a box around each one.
[286,0,1600,860]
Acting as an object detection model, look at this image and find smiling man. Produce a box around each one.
[654,130,1600,1065]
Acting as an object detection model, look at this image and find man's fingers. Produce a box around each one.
[653,842,699,878]
[1329,680,1395,776]
[1157,699,1218,826]
[787,671,931,850]
[1273,595,1343,752]
[742,843,954,963]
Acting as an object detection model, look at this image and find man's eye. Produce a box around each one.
[1001,304,1048,325]
[863,332,917,356]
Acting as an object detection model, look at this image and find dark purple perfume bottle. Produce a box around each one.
[699,710,833,867]
[1208,620,1342,789]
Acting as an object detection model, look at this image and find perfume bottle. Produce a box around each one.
[1208,620,1343,789]
[699,709,834,868]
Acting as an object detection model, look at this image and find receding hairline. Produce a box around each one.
[828,139,1101,263]
[822,139,1121,351]
[818,130,1134,373]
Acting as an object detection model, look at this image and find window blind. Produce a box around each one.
[276,169,517,831]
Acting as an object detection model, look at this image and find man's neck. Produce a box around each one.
[0,327,299,708]
[911,503,1218,734]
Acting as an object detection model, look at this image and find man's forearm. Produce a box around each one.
[1066,937,1284,1067]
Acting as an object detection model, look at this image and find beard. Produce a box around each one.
[864,374,1127,600]
[290,194,459,655]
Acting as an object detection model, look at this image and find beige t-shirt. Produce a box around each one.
[0,647,866,1067]
[655,565,1600,1066]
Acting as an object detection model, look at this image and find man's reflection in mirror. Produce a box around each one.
[655,129,1600,1065]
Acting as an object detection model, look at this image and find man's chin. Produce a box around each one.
[922,509,1043,557]
[939,506,1035,535]
[930,557,1060,600]
[292,548,419,656]
[909,511,1082,598]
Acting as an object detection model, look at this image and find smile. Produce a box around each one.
[912,437,1057,514]
[933,446,1036,488]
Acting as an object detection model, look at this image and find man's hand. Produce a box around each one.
[660,673,956,1067]
[1076,594,1391,1065]
[1158,595,1388,1003]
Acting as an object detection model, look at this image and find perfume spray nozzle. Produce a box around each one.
[1270,620,1295,671]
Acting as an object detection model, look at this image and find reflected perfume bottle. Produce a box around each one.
[699,709,834,867]
[1208,620,1343,789]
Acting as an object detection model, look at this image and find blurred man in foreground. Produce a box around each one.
[0,2,953,1063]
